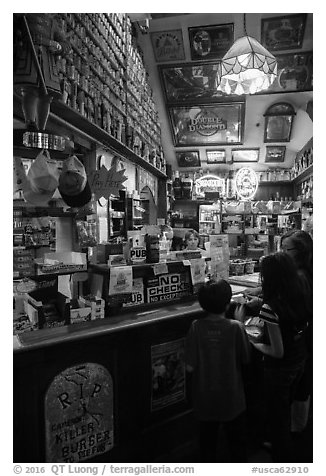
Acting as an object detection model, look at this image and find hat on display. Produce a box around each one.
[58,155,92,207]
[23,150,60,206]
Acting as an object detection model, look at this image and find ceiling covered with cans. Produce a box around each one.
[134,12,313,173]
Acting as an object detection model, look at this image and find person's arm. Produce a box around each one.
[243,286,262,298]
[250,321,284,358]
[237,321,251,364]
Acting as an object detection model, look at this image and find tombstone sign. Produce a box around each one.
[45,363,114,462]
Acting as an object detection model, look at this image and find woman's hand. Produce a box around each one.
[233,304,246,322]
[251,322,284,358]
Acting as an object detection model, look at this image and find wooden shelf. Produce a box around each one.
[259,180,292,185]
[14,95,166,180]
[173,199,214,205]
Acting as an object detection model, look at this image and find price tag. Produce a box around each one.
[182,260,191,266]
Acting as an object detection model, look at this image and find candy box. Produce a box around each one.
[69,299,92,324]
[229,259,245,276]
[79,296,105,320]
[252,201,269,214]
[13,314,35,335]
[224,201,244,213]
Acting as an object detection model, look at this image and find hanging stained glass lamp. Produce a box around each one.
[218,15,277,95]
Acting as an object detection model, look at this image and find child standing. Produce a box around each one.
[185,279,251,462]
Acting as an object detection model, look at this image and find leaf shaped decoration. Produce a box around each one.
[89,164,128,200]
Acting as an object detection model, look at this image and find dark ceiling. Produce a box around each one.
[150,14,189,19]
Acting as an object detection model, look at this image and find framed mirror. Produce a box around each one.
[264,102,296,143]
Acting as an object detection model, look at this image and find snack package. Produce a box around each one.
[76,220,97,247]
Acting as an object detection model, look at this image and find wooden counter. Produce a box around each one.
[13,285,247,463]
[14,298,203,463]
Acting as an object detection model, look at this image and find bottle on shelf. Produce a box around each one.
[172,171,182,200]
[181,173,193,199]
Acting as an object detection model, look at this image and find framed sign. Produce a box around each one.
[150,29,185,62]
[261,14,307,51]
[195,174,226,197]
[168,103,245,147]
[232,149,260,163]
[188,23,234,60]
[265,146,286,163]
[159,62,225,103]
[259,51,313,94]
[176,150,201,167]
[206,149,226,164]
[264,102,296,143]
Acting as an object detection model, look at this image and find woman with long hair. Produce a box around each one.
[280,230,313,306]
[280,230,313,434]
[250,252,309,462]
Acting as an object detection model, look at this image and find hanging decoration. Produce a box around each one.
[88,159,128,200]
[218,14,277,95]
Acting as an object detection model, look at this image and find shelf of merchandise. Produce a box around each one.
[13,94,166,180]
[292,164,313,185]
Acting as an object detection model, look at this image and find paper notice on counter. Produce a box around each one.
[209,234,230,280]
[109,266,133,295]
[123,277,145,307]
[182,260,191,266]
[189,258,206,286]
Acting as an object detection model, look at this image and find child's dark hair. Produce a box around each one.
[184,229,200,242]
[198,279,232,314]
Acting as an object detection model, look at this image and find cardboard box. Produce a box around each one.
[97,243,123,263]
[23,275,70,329]
[34,252,87,275]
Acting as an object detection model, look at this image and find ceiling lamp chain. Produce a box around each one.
[218,14,277,95]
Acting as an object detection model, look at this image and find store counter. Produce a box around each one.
[14,284,246,463]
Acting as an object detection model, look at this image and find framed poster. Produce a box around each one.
[151,339,186,411]
[159,62,226,103]
[168,103,245,147]
[206,149,226,164]
[176,150,201,167]
[150,29,185,62]
[259,51,313,94]
[188,23,234,60]
[232,149,260,163]
[265,146,286,163]
[261,14,307,51]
